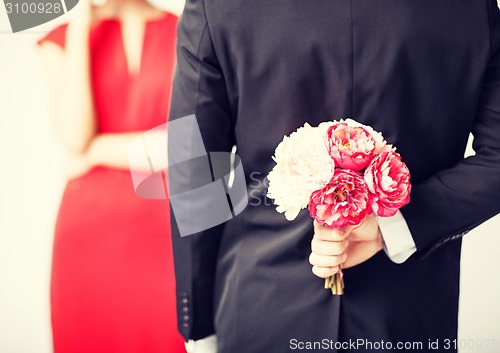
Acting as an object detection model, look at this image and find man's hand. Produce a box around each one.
[342,215,384,269]
[309,216,384,278]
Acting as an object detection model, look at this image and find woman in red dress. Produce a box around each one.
[38,1,185,352]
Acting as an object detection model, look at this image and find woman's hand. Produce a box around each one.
[65,151,93,180]
[68,0,94,29]
[309,216,384,278]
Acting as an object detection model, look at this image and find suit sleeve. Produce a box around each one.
[167,0,235,341]
[401,0,500,258]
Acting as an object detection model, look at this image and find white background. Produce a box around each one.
[0,2,499,353]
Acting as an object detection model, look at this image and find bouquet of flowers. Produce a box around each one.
[267,119,411,295]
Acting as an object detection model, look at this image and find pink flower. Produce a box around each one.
[327,122,376,171]
[364,152,411,217]
[308,169,371,228]
[342,118,394,154]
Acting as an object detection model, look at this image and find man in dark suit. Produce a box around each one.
[168,0,500,352]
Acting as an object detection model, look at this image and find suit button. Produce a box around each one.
[182,322,189,328]
[183,315,190,321]
[182,298,188,304]
[182,306,189,313]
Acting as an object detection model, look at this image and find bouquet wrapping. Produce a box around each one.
[267,119,411,295]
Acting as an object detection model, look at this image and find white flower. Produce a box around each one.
[267,123,335,221]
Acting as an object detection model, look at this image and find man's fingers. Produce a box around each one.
[311,238,348,256]
[313,220,349,241]
[312,265,340,279]
[309,252,347,268]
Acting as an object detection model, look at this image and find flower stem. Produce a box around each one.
[324,269,344,295]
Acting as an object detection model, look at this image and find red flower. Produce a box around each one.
[327,122,376,171]
[308,169,371,228]
[364,152,411,217]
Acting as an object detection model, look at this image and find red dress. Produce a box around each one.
[38,13,186,353]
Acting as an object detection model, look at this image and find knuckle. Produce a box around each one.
[308,252,315,265]
[324,242,343,256]
[331,232,346,242]
[315,242,329,256]
[326,255,339,267]
[311,238,319,252]
[312,266,328,278]
[330,243,343,256]
[333,254,345,266]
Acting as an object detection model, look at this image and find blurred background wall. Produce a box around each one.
[0,2,499,353]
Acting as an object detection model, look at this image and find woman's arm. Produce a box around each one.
[39,2,168,176]
[86,131,167,171]
[62,130,168,179]
[40,0,97,154]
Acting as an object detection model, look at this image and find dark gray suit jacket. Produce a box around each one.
[168,1,500,352]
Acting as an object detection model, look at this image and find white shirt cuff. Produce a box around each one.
[378,210,416,264]
[185,334,217,353]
